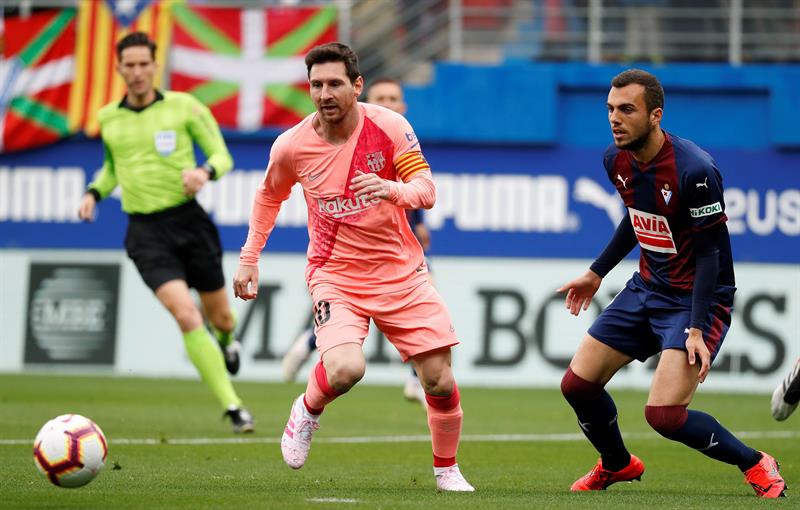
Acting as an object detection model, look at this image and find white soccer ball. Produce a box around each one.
[33,414,108,488]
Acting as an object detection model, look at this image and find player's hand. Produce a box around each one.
[78,193,97,222]
[414,223,431,250]
[685,328,711,383]
[556,270,602,316]
[233,264,259,301]
[350,171,393,201]
[182,167,210,196]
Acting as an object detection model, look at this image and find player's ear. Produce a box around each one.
[353,75,364,97]
[650,107,663,126]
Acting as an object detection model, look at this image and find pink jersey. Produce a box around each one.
[240,103,436,295]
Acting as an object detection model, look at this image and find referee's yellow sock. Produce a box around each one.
[183,326,242,410]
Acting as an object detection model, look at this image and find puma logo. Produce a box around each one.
[616,174,629,189]
[696,177,708,189]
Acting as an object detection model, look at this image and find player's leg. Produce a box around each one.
[563,279,651,491]
[402,268,435,405]
[646,302,785,498]
[125,214,252,432]
[564,335,644,490]
[155,280,252,431]
[199,287,240,375]
[771,357,800,421]
[375,281,472,491]
[410,347,473,492]
[281,290,369,469]
[281,323,317,382]
[403,366,426,405]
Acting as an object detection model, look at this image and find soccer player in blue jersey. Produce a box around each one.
[557,69,786,498]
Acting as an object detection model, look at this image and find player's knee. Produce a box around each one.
[644,404,688,438]
[326,361,365,393]
[561,367,603,405]
[207,307,234,332]
[421,372,455,396]
[172,305,202,332]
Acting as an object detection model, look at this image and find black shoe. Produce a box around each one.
[221,340,241,376]
[224,407,255,433]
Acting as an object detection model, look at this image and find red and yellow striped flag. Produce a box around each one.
[68,0,174,136]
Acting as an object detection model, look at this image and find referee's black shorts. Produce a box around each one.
[124,199,225,293]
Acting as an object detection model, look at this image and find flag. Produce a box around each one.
[170,4,337,132]
[69,0,174,137]
[1,8,76,152]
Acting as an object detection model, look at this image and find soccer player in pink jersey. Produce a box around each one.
[233,43,474,492]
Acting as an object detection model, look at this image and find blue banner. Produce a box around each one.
[1,137,797,263]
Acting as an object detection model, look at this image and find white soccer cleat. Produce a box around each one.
[282,329,315,382]
[771,358,800,421]
[281,394,319,469]
[435,464,475,492]
[403,376,427,405]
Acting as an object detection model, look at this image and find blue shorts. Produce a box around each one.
[588,272,735,363]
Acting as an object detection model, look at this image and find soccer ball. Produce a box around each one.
[33,414,108,488]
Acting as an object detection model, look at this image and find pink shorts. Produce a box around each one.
[310,280,458,361]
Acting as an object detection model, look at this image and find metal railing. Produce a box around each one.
[350,0,800,82]
[7,0,800,83]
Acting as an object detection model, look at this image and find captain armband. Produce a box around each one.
[394,151,430,182]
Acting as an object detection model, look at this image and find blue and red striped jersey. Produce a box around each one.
[603,131,735,295]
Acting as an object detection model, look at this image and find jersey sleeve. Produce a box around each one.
[602,144,618,185]
[684,159,727,231]
[385,111,422,161]
[87,138,118,200]
[239,136,298,265]
[185,95,233,179]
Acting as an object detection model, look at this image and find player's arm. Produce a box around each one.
[350,151,435,208]
[186,97,233,179]
[182,97,233,195]
[351,112,435,208]
[233,139,296,300]
[557,212,637,316]
[684,162,728,381]
[79,140,117,221]
[589,211,637,278]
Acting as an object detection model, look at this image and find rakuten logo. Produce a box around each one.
[317,195,380,218]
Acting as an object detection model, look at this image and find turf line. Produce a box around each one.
[2,430,798,446]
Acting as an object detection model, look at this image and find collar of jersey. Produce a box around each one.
[119,90,165,113]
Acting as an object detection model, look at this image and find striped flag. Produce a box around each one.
[0,8,76,152]
[69,0,173,137]
[170,4,337,131]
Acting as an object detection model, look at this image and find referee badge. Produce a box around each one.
[154,130,177,156]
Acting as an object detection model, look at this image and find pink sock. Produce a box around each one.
[425,383,463,468]
[303,361,341,414]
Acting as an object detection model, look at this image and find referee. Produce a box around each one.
[78,32,254,433]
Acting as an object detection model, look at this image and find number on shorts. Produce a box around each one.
[314,300,331,326]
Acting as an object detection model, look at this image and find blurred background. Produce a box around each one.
[1,0,798,392]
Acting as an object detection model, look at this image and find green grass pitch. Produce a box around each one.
[1,374,796,509]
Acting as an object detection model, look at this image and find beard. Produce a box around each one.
[616,124,652,152]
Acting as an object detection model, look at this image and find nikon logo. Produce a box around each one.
[690,202,723,218]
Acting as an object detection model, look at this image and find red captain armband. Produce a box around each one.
[394,151,430,182]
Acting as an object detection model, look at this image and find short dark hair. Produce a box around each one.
[116,32,156,61]
[368,77,401,91]
[305,42,360,83]
[611,69,664,112]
